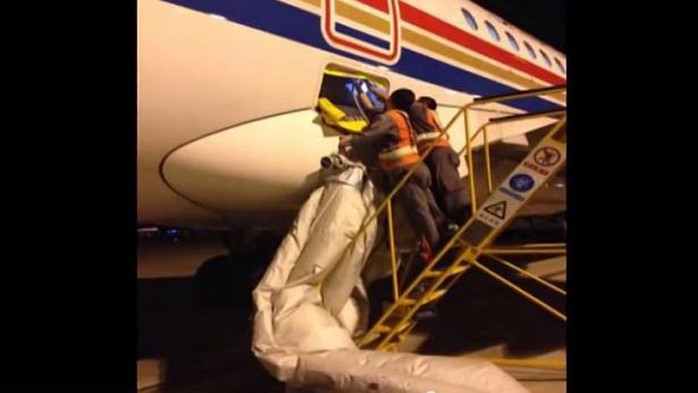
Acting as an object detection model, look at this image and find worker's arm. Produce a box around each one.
[358,92,375,112]
[350,114,397,147]
[339,114,397,154]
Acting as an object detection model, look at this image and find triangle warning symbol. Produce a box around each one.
[484,201,507,220]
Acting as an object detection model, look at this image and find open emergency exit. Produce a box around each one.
[315,63,390,134]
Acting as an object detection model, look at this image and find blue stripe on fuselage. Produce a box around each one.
[335,23,391,50]
[162,0,562,112]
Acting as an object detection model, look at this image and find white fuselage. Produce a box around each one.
[137,0,565,228]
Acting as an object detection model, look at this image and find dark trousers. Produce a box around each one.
[385,163,446,249]
[425,147,471,225]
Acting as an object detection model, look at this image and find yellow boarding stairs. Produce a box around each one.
[326,86,567,365]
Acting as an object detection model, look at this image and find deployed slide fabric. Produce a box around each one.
[291,350,529,393]
[252,155,529,393]
[252,155,378,380]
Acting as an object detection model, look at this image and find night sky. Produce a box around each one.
[472,0,566,53]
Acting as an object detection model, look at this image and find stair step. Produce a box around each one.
[399,288,448,306]
[423,264,468,277]
[374,319,412,334]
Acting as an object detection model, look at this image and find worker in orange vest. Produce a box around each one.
[409,96,471,226]
[340,88,446,252]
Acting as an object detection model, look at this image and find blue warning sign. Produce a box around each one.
[509,174,535,192]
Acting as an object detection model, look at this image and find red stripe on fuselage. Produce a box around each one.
[357,0,565,85]
[355,0,389,13]
[324,0,400,61]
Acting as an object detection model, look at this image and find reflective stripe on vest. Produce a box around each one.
[379,110,421,171]
[416,133,450,153]
[379,144,419,161]
[416,132,445,142]
[416,109,450,153]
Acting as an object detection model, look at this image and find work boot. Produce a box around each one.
[414,303,439,320]
[410,282,440,320]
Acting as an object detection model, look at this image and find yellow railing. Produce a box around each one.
[353,114,567,352]
[457,86,567,323]
[331,85,567,343]
[457,109,566,196]
[460,86,566,211]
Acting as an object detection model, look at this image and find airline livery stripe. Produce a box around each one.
[335,0,388,33]
[336,23,390,50]
[323,0,400,62]
[402,28,565,103]
[356,0,389,13]
[402,29,539,93]
[304,0,564,86]
[300,0,563,98]
[398,2,565,85]
[162,0,563,112]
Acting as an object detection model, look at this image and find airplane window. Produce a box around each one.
[485,21,500,42]
[461,8,478,30]
[539,49,552,67]
[316,64,390,134]
[555,57,566,74]
[505,32,519,51]
[524,41,537,59]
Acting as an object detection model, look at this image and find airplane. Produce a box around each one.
[137,0,566,238]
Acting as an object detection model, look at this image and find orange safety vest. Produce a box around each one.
[415,108,450,154]
[378,110,421,171]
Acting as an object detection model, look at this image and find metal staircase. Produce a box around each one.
[358,116,566,350]
[327,85,568,355]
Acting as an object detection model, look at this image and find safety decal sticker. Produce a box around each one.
[533,146,561,167]
[522,161,550,176]
[509,174,535,193]
[484,201,507,220]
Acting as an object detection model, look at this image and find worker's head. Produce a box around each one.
[389,88,415,112]
[418,96,437,110]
